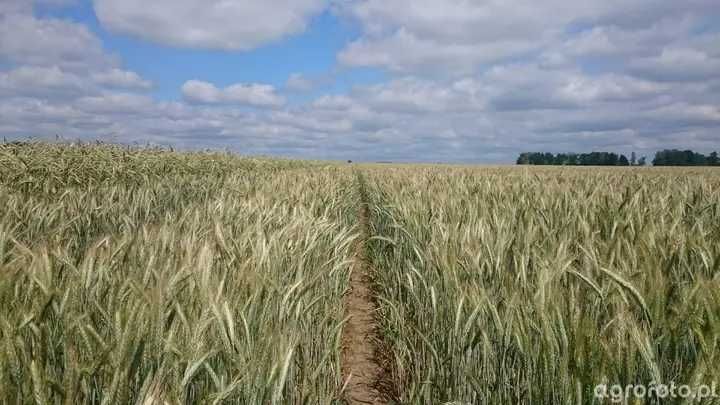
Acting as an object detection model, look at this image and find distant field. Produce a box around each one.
[1,143,719,404]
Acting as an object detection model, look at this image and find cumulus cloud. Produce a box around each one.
[3,69,718,162]
[0,66,91,98]
[182,80,286,108]
[75,93,156,115]
[286,73,314,92]
[0,0,72,15]
[0,13,114,72]
[1,0,719,162]
[92,69,152,90]
[0,0,29,15]
[92,0,326,50]
[0,2,153,91]
[0,1,159,141]
[339,28,539,74]
[629,48,720,82]
[36,0,78,8]
[338,0,720,74]
[351,77,484,113]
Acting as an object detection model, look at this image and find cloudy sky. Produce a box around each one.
[1,0,718,162]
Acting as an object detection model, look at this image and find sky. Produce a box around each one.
[0,0,719,163]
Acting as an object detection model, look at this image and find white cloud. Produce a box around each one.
[75,93,156,115]
[93,0,327,50]
[558,75,664,103]
[338,0,574,72]
[181,81,221,103]
[0,13,114,72]
[271,110,354,133]
[338,0,720,74]
[92,68,152,90]
[3,68,719,162]
[1,0,719,163]
[0,0,29,15]
[223,84,285,108]
[0,1,157,140]
[0,98,84,126]
[473,64,667,110]
[339,28,539,74]
[286,73,314,91]
[312,95,356,110]
[0,13,151,99]
[0,66,91,98]
[182,80,285,108]
[558,16,698,60]
[630,48,720,82]
[36,0,78,8]
[353,77,484,113]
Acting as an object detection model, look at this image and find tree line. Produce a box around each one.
[517,150,719,166]
[652,149,719,166]
[517,152,639,166]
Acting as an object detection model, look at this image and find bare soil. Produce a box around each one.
[341,196,395,404]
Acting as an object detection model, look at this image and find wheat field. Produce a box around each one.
[0,143,358,403]
[1,144,719,404]
[364,166,720,403]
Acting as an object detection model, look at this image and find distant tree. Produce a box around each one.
[709,152,719,166]
[607,153,619,166]
[517,150,719,167]
[653,149,714,166]
[692,151,707,166]
[653,150,672,166]
[517,151,640,166]
[578,153,589,166]
[555,153,568,165]
[567,153,579,165]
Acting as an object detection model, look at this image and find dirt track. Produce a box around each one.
[340,178,394,404]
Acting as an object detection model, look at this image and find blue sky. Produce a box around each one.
[36,2,384,102]
[1,0,719,162]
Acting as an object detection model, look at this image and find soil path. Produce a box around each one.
[341,176,394,404]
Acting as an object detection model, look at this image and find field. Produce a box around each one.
[1,143,719,404]
[363,167,720,403]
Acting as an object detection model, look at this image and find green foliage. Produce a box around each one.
[517,152,631,166]
[652,149,720,166]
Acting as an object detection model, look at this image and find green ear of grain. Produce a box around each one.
[600,267,652,325]
[31,360,49,405]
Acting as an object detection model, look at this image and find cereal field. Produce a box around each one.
[1,143,719,404]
